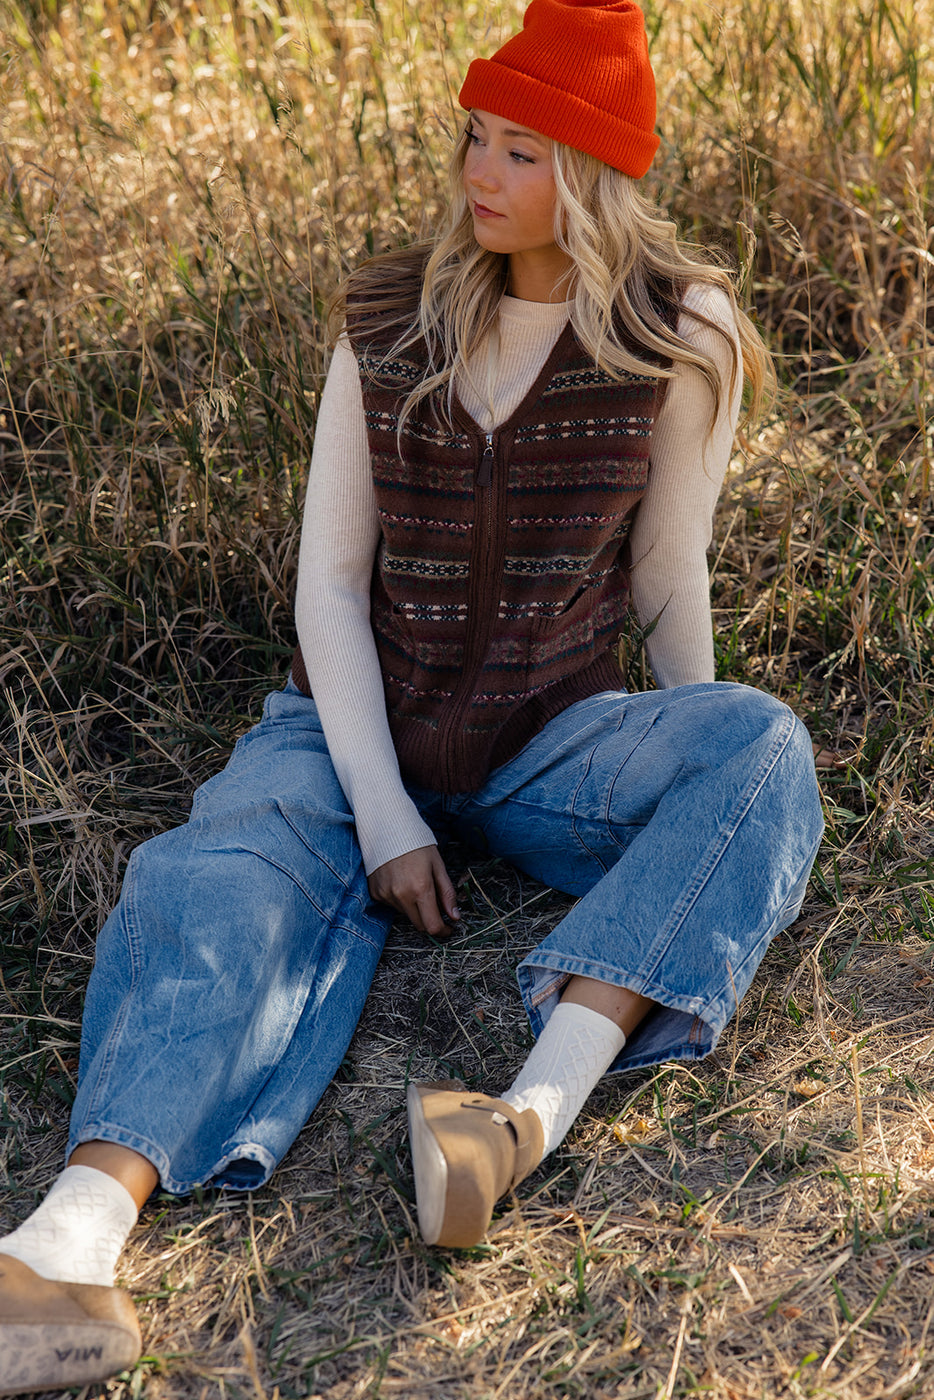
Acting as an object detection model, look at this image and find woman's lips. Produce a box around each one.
[473,201,505,218]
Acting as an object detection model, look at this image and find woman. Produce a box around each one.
[0,0,823,1389]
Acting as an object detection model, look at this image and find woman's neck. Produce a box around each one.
[506,247,575,303]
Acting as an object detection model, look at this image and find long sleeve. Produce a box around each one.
[294,338,437,875]
[629,283,742,686]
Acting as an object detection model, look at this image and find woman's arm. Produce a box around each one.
[294,340,446,896]
[629,283,743,686]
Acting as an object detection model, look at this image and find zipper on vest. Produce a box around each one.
[477,432,494,488]
[437,428,498,786]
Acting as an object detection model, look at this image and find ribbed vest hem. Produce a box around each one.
[290,643,626,794]
[487,651,627,775]
[291,643,311,697]
[391,649,626,794]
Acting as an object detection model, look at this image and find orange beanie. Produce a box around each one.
[458,0,659,178]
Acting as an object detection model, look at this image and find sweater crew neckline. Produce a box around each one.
[499,294,572,325]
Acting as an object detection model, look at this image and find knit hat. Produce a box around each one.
[458,0,659,178]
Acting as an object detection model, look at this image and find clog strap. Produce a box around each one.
[458,1096,545,1188]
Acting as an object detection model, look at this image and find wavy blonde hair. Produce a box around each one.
[335,122,774,432]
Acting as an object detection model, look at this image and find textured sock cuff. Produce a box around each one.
[545,1000,628,1050]
[51,1165,139,1228]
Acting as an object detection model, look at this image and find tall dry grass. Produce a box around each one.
[2,1,934,1397]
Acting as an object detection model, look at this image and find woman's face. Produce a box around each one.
[462,109,562,266]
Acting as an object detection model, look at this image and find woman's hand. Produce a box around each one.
[368,845,461,937]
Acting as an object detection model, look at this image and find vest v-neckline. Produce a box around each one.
[450,319,578,440]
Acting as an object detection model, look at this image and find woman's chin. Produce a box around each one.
[471,221,511,255]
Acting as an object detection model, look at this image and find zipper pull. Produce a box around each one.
[478,433,494,488]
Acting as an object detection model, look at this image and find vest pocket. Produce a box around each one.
[526,583,599,687]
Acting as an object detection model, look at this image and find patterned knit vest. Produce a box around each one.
[293,290,672,794]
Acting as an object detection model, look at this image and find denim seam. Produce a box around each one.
[520,952,716,1023]
[76,860,146,1129]
[567,739,611,872]
[71,1123,280,1195]
[276,802,354,892]
[633,703,799,985]
[185,803,376,937]
[571,704,639,867]
[276,803,386,943]
[332,921,387,950]
[529,971,571,1009]
[708,817,823,1008]
[608,1042,709,1072]
[674,798,824,1014]
[599,714,657,851]
[210,1142,278,1190]
[216,833,354,929]
[68,1122,172,1189]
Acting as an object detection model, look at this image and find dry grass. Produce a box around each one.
[1,0,934,1395]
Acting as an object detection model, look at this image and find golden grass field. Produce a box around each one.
[1,0,933,1395]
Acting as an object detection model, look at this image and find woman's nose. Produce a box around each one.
[467,156,497,191]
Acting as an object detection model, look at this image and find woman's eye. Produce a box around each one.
[510,151,534,164]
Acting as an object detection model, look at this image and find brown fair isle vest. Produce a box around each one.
[292,300,672,794]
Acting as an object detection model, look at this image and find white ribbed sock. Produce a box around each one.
[0,1164,138,1287]
[502,1002,627,1156]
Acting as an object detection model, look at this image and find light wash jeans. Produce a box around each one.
[68,681,823,1193]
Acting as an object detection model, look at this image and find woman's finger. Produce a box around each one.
[368,846,461,936]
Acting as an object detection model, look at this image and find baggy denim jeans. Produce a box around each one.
[68,681,823,1194]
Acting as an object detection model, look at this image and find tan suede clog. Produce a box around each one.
[407,1081,544,1248]
[0,1254,141,1395]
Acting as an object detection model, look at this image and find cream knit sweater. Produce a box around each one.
[295,282,742,874]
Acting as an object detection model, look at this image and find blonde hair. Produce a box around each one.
[335,122,775,432]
